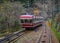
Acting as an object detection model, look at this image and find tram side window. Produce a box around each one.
[21,19,33,23]
[33,18,36,23]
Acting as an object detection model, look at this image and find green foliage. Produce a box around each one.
[19,0,34,8]
[0,2,26,37]
[0,0,34,8]
[19,0,28,3]
[0,0,4,3]
[55,0,58,4]
[51,19,60,42]
[29,0,34,7]
[51,24,60,42]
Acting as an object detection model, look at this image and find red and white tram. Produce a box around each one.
[20,15,44,29]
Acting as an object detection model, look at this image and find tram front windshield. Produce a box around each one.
[21,19,33,23]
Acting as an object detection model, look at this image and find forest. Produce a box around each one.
[0,0,60,41]
[0,0,28,37]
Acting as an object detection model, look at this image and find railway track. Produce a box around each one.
[37,25,51,43]
[0,29,26,43]
[0,26,42,43]
[0,25,52,43]
[13,26,44,43]
[9,30,33,43]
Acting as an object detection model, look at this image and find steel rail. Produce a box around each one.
[37,27,51,43]
[37,28,44,43]
[0,30,26,43]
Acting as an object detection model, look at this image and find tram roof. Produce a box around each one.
[20,15,33,19]
[20,15,44,19]
[20,15,33,16]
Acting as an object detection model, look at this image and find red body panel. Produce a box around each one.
[21,23,33,28]
[21,22,42,28]
[33,22,42,27]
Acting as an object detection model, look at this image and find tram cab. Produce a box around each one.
[20,15,33,28]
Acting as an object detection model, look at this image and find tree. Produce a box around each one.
[0,0,4,3]
[0,2,26,36]
[55,12,60,30]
